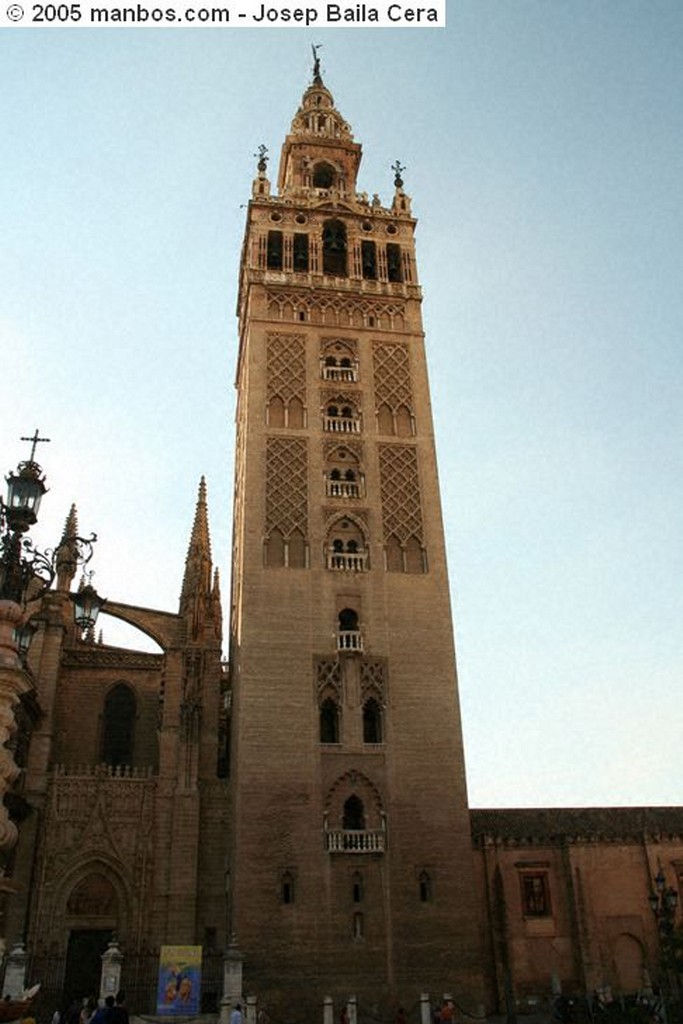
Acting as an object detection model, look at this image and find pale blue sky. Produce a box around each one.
[2,5,682,807]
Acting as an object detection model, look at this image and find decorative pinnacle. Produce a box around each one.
[392,160,406,189]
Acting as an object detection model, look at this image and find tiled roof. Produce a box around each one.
[470,807,683,845]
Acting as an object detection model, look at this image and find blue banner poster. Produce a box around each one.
[156,945,202,1015]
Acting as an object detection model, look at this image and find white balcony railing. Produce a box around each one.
[326,479,361,499]
[322,366,358,383]
[323,416,360,434]
[327,552,368,572]
[337,630,363,652]
[326,829,386,854]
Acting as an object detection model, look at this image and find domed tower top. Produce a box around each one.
[277,49,363,199]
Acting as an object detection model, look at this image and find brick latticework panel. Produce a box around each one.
[372,342,414,411]
[360,659,386,702]
[266,332,306,403]
[378,444,424,544]
[265,436,308,538]
[316,659,342,701]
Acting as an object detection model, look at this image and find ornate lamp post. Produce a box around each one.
[648,869,680,1020]
[0,430,104,849]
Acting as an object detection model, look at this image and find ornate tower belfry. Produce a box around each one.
[229,59,483,1014]
[276,70,361,198]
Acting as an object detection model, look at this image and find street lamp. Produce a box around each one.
[70,581,107,632]
[0,430,105,848]
[1,432,102,614]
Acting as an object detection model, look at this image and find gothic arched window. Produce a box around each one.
[102,683,136,767]
[320,698,340,744]
[363,698,382,744]
[343,794,365,831]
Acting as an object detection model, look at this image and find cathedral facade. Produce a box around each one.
[3,64,682,1022]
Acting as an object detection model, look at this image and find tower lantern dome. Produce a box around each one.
[277,78,362,196]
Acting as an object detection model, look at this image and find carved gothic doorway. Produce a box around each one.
[63,929,113,1007]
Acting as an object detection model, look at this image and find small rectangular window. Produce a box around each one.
[281,873,295,904]
[520,872,551,917]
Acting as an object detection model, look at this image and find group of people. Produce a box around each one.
[60,992,129,1024]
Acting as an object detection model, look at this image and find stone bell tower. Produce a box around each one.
[228,56,483,1013]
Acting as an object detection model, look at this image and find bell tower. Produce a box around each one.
[228,56,483,1013]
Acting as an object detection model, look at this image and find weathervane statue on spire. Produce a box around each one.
[255,144,269,175]
[312,43,323,84]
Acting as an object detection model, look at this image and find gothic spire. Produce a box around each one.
[55,503,79,592]
[180,476,213,614]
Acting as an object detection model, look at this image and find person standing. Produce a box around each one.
[109,992,129,1024]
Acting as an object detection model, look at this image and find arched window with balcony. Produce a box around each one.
[102,682,136,767]
[325,447,362,499]
[324,400,360,434]
[325,770,386,854]
[337,607,362,652]
[321,341,358,382]
[327,518,367,572]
